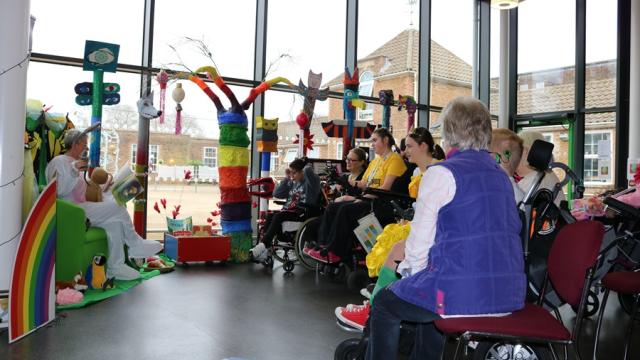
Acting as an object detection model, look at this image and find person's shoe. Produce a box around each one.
[360,287,372,300]
[335,302,370,331]
[307,248,341,263]
[250,243,268,262]
[108,264,141,281]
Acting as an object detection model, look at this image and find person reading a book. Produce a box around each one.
[362,97,525,360]
[307,128,407,263]
[46,129,163,280]
[249,157,321,262]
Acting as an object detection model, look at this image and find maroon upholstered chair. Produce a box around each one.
[592,270,640,360]
[434,220,604,360]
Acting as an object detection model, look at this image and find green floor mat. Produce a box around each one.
[56,270,160,310]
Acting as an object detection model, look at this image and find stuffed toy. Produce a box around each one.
[85,254,115,290]
[55,272,88,292]
[85,167,110,202]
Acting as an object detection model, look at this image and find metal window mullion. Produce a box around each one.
[508,8,518,131]
[616,0,631,188]
[573,0,586,194]
[251,0,268,236]
[345,0,358,73]
[475,0,490,107]
[417,0,431,128]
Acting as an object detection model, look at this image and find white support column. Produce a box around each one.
[498,10,510,129]
[0,0,31,290]
[629,0,640,158]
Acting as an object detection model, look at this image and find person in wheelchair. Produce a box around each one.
[332,147,368,200]
[364,97,525,360]
[307,128,407,263]
[516,130,566,206]
[335,127,445,330]
[490,128,525,203]
[249,157,320,262]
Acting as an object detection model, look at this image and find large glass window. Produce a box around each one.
[517,0,576,114]
[203,147,217,168]
[31,0,144,65]
[357,0,420,140]
[152,0,256,79]
[586,0,618,109]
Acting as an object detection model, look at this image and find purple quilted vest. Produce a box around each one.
[391,150,525,315]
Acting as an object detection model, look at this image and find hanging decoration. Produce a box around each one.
[378,89,394,129]
[255,116,279,220]
[187,66,292,262]
[172,83,185,135]
[322,67,370,159]
[156,69,169,124]
[398,94,417,133]
[293,70,328,156]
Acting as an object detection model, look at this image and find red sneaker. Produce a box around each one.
[307,249,341,263]
[335,302,370,331]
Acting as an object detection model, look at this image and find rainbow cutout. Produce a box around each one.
[9,180,57,343]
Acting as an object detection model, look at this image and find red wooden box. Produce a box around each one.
[164,233,231,263]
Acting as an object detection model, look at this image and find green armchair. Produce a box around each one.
[56,199,108,282]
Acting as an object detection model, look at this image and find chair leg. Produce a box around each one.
[548,343,558,360]
[439,335,448,360]
[452,337,463,360]
[623,294,640,360]
[592,289,610,360]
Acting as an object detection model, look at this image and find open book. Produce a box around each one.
[353,212,383,253]
[111,162,144,205]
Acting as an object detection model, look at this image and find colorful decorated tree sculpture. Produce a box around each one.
[293,70,328,156]
[188,66,292,262]
[322,67,372,159]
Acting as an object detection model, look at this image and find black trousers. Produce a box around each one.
[261,210,302,247]
[323,199,395,258]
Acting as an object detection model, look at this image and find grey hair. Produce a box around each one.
[441,97,492,151]
[63,129,87,150]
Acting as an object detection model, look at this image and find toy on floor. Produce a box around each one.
[85,254,115,290]
[143,256,175,273]
[85,167,111,202]
[55,272,88,292]
[56,288,84,305]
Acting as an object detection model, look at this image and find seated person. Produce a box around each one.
[516,131,566,206]
[308,128,407,263]
[364,97,525,360]
[335,127,445,330]
[46,129,163,280]
[250,157,320,261]
[490,128,525,203]
[390,137,417,196]
[334,148,368,199]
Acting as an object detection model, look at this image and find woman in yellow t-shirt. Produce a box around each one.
[308,128,406,263]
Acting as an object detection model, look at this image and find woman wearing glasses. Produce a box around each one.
[308,128,407,263]
[335,147,368,200]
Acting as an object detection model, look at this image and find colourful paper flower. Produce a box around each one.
[207,217,213,223]
[252,202,258,208]
[172,210,178,219]
[160,198,167,209]
[184,169,192,180]
[153,202,161,214]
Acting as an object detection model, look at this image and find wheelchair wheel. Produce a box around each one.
[346,268,370,293]
[283,261,295,273]
[295,217,321,271]
[334,337,365,360]
[473,341,552,360]
[262,256,274,270]
[271,245,297,265]
[583,289,600,318]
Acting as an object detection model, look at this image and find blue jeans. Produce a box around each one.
[366,288,444,360]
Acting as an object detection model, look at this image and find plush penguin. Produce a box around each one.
[85,254,115,290]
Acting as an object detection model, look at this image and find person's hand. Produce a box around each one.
[336,195,355,203]
[73,160,88,172]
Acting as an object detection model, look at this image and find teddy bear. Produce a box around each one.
[85,167,110,202]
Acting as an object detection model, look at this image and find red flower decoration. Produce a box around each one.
[153,202,161,214]
[207,217,213,223]
[184,169,192,180]
[252,202,258,208]
[210,210,221,217]
[210,221,218,227]
[160,198,167,209]
[171,210,178,219]
[216,202,221,208]
[173,205,181,213]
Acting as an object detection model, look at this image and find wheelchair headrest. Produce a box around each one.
[527,139,554,172]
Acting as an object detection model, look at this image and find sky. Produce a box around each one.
[26,0,618,138]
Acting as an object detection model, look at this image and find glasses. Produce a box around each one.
[346,157,361,162]
[490,150,512,164]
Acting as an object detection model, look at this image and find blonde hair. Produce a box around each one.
[491,128,523,171]
[518,130,545,150]
[441,97,492,151]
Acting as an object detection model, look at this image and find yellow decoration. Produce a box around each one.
[218,146,250,167]
[256,117,278,130]
[365,222,411,277]
[257,141,277,153]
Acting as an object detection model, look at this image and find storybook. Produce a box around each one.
[111,162,144,205]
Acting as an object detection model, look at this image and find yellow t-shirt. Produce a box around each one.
[362,152,407,189]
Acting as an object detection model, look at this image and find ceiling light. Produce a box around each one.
[491,0,520,10]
